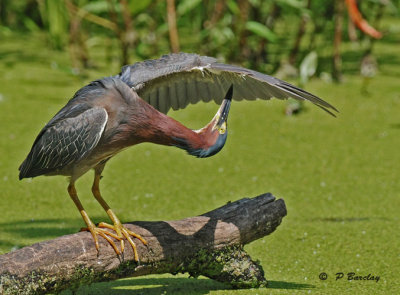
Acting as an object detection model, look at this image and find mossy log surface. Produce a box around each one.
[0,193,286,295]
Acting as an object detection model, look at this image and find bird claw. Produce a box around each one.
[96,222,147,262]
[81,225,123,255]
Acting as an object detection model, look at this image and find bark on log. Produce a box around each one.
[0,193,286,295]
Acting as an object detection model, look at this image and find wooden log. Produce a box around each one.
[0,193,286,295]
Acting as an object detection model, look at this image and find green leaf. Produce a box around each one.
[129,0,153,15]
[23,18,40,32]
[227,0,240,15]
[276,0,306,10]
[46,0,68,49]
[177,0,202,15]
[82,1,110,14]
[245,21,277,42]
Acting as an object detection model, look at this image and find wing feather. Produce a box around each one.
[177,81,187,109]
[149,90,158,112]
[19,107,108,179]
[188,80,198,104]
[198,81,211,102]
[169,82,179,111]
[158,86,169,114]
[116,53,337,115]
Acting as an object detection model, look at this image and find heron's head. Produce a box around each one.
[175,85,232,158]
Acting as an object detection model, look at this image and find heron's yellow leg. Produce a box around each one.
[91,173,147,261]
[67,183,121,255]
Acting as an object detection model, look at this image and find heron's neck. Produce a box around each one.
[129,100,222,157]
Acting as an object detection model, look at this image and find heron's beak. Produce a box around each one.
[214,85,233,133]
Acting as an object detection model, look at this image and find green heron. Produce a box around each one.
[19,53,337,260]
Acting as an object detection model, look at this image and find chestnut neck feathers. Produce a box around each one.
[126,98,225,158]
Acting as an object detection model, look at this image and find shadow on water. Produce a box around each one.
[64,277,230,295]
[310,216,390,223]
[267,280,315,290]
[311,217,370,222]
[0,217,104,250]
[61,277,315,294]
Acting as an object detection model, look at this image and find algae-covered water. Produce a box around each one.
[1,27,399,294]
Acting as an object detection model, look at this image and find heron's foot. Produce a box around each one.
[81,224,123,255]
[98,222,147,261]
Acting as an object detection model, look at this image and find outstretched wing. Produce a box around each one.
[116,53,337,116]
[19,106,108,179]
